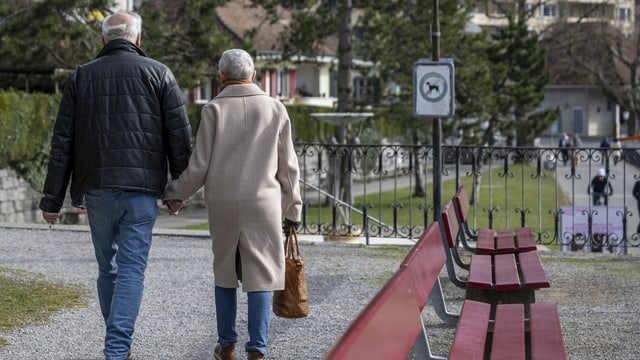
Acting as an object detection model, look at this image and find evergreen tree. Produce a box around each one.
[0,0,112,91]
[485,18,557,146]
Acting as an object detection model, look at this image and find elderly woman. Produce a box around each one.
[163,49,302,360]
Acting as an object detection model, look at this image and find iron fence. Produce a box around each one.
[295,142,640,253]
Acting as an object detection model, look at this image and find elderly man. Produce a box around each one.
[163,49,302,360]
[39,11,192,360]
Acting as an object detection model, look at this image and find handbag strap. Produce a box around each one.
[285,224,302,260]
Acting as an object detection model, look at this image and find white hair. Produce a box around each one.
[102,12,142,44]
[218,49,255,80]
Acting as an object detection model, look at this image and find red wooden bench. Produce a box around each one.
[324,222,566,360]
[441,200,550,307]
[453,186,537,254]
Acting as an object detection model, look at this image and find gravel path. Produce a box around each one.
[1,224,639,359]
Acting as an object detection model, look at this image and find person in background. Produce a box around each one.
[571,133,583,166]
[558,133,571,166]
[612,139,623,165]
[600,137,611,164]
[39,12,192,360]
[633,179,640,233]
[588,168,613,206]
[163,48,302,360]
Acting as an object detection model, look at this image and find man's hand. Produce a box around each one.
[164,199,183,215]
[43,211,59,225]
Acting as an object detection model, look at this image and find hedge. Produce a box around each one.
[1,90,414,191]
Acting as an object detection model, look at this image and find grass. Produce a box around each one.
[0,267,88,349]
[179,165,569,238]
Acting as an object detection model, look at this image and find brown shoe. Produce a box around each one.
[247,351,265,360]
[214,343,235,360]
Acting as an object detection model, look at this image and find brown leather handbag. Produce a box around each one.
[273,225,309,318]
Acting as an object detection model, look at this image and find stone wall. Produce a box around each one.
[0,168,41,223]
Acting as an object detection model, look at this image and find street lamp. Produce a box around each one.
[622,110,630,138]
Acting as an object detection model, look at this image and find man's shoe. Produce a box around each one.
[214,343,235,360]
[126,352,133,360]
[247,351,265,360]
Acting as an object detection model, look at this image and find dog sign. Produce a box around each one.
[413,59,455,118]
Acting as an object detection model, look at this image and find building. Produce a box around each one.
[469,0,636,139]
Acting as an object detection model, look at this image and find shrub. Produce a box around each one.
[0,90,58,191]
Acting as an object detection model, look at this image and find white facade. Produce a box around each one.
[471,0,634,138]
[470,0,634,35]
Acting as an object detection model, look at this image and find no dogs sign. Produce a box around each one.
[413,58,455,118]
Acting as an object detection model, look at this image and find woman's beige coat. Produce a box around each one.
[163,84,302,292]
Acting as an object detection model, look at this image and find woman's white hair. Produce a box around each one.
[102,12,142,44]
[218,49,255,80]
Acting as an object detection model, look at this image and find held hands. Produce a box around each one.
[282,218,300,237]
[164,199,184,215]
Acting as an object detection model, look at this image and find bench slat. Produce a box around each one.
[449,300,491,360]
[515,227,537,251]
[495,228,516,253]
[476,229,496,254]
[490,304,526,360]
[518,251,551,289]
[530,303,567,360]
[494,254,522,290]
[468,254,493,289]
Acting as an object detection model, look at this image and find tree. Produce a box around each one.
[544,20,640,136]
[137,0,234,89]
[484,17,558,147]
[0,0,234,91]
[0,0,111,92]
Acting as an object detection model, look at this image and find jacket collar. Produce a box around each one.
[96,39,147,59]
[216,83,266,98]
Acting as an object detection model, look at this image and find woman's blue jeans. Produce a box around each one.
[215,286,272,355]
[85,189,158,360]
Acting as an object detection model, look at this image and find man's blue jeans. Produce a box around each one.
[85,189,158,360]
[215,286,272,355]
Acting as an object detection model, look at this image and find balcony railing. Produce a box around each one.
[296,142,640,253]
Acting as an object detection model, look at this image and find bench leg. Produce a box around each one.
[429,277,459,326]
[452,245,470,270]
[410,318,447,360]
[459,225,478,253]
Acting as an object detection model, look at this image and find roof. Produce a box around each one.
[215,0,291,52]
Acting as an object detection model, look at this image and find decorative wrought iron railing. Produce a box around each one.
[295,142,640,253]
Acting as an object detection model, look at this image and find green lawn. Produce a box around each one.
[0,267,88,349]
[182,165,568,237]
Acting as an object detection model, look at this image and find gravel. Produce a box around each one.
[1,224,639,360]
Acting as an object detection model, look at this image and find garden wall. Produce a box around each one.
[0,167,41,223]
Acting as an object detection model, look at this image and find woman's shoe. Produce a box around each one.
[214,343,235,360]
[247,351,265,360]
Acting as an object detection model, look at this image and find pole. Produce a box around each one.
[432,0,442,221]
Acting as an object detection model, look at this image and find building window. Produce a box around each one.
[616,8,631,21]
[353,76,380,103]
[194,79,212,104]
[278,69,290,99]
[541,3,556,17]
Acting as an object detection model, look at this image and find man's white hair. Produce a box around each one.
[219,49,255,80]
[102,12,142,44]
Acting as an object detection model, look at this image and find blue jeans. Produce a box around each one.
[85,189,158,360]
[215,286,272,355]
